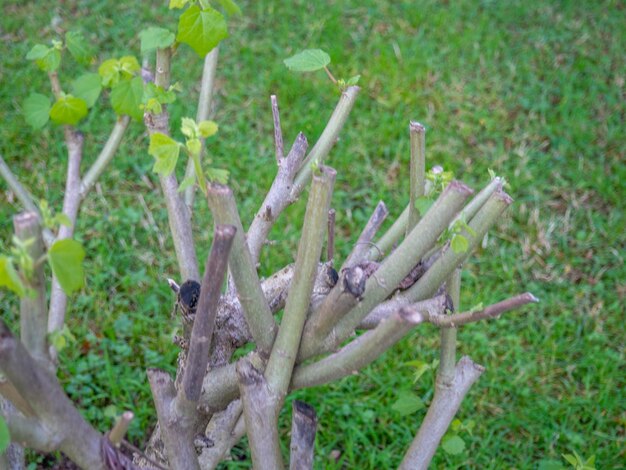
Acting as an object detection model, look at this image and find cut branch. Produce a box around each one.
[405,292,539,327]
[292,296,448,390]
[108,411,134,446]
[407,121,426,235]
[247,132,308,265]
[237,360,284,470]
[13,213,49,369]
[265,167,336,397]
[341,200,388,269]
[291,86,359,198]
[207,183,277,352]
[403,189,513,303]
[399,356,484,470]
[0,155,54,246]
[367,203,409,261]
[300,181,473,359]
[182,224,235,402]
[289,401,317,470]
[147,368,200,470]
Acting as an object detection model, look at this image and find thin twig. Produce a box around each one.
[247,132,308,265]
[108,411,134,446]
[291,86,359,198]
[327,208,335,262]
[271,95,284,163]
[342,201,388,269]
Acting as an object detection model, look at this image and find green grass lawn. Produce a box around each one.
[1,0,624,468]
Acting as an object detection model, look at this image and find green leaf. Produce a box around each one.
[26,44,61,72]
[177,5,228,57]
[50,95,88,126]
[346,74,361,86]
[206,167,229,185]
[149,133,181,176]
[414,196,434,216]
[562,454,579,467]
[442,435,465,455]
[98,58,120,87]
[139,27,176,54]
[284,49,331,72]
[47,239,85,295]
[0,256,26,297]
[451,234,469,254]
[48,324,76,353]
[390,391,424,416]
[26,44,49,60]
[98,56,140,87]
[169,0,190,9]
[110,77,144,121]
[177,175,196,192]
[198,120,218,137]
[143,83,177,110]
[181,117,198,138]
[0,415,9,455]
[71,73,102,108]
[23,93,51,129]
[53,213,72,228]
[65,31,95,64]
[215,0,241,15]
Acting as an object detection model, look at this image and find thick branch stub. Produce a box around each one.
[237,360,284,470]
[183,224,235,402]
[290,401,317,470]
[13,212,50,370]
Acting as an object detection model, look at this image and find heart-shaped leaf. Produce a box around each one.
[177,5,228,57]
[47,239,85,295]
[284,49,331,72]
[50,95,88,126]
[110,76,144,121]
[391,391,424,416]
[139,27,176,54]
[23,93,51,129]
[65,31,95,64]
[71,73,102,108]
[149,133,181,176]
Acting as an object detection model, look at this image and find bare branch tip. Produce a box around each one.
[409,121,426,133]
